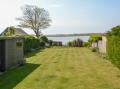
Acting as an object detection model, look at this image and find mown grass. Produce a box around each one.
[0,47,120,89]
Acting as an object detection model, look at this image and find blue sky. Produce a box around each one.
[0,0,120,34]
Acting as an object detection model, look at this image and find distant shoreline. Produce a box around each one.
[46,33,105,37]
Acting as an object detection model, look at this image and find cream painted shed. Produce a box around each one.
[0,37,24,71]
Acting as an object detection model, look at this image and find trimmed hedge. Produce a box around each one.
[107,36,120,68]
[24,36,41,54]
[24,35,50,54]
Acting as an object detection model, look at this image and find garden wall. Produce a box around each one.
[98,36,107,54]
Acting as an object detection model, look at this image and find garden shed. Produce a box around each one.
[0,37,24,71]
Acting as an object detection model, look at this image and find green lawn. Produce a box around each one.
[0,47,120,89]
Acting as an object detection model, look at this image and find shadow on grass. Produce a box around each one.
[0,63,40,89]
[25,48,44,58]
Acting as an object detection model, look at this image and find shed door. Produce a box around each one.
[0,40,5,71]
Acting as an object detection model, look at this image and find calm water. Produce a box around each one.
[47,36,89,45]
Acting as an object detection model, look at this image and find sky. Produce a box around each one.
[0,0,120,35]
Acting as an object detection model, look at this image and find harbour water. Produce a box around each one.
[47,36,89,45]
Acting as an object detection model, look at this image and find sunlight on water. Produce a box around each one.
[48,36,89,45]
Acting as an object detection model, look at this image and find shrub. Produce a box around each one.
[52,42,57,46]
[67,41,72,47]
[83,42,90,47]
[107,36,120,68]
[40,36,48,43]
[67,38,83,47]
[40,35,51,47]
[106,25,120,68]
[24,36,41,54]
[48,40,53,46]
[92,48,97,52]
[39,41,45,47]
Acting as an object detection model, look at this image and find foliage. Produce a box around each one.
[92,47,97,52]
[83,42,90,47]
[89,35,102,43]
[67,38,83,47]
[3,26,15,36]
[88,35,102,52]
[107,36,120,68]
[23,35,51,54]
[4,31,11,36]
[39,41,45,47]
[48,40,53,46]
[40,36,48,43]
[24,36,41,54]
[67,41,72,47]
[107,25,120,36]
[52,41,62,46]
[106,25,120,68]
[52,42,58,46]
[17,5,52,38]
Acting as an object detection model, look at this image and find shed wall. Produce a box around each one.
[5,38,24,69]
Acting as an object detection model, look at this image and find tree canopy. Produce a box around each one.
[107,25,120,36]
[89,35,102,43]
[2,26,15,36]
[17,5,52,38]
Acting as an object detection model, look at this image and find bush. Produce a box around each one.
[67,41,72,47]
[40,36,48,43]
[39,41,45,47]
[24,36,42,54]
[67,38,83,47]
[107,36,120,68]
[83,42,89,47]
[92,48,97,52]
[106,25,120,68]
[48,40,53,46]
[52,42,57,46]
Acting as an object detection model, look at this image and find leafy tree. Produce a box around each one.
[107,25,120,36]
[88,35,102,48]
[9,26,15,35]
[40,36,48,43]
[89,35,102,43]
[4,26,15,36]
[4,31,11,36]
[17,5,52,38]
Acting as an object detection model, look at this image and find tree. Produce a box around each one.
[3,26,15,36]
[40,36,48,43]
[89,35,102,43]
[88,35,102,48]
[107,25,120,36]
[17,5,52,38]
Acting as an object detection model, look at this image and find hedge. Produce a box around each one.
[107,36,120,68]
[24,36,41,54]
[67,38,83,47]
